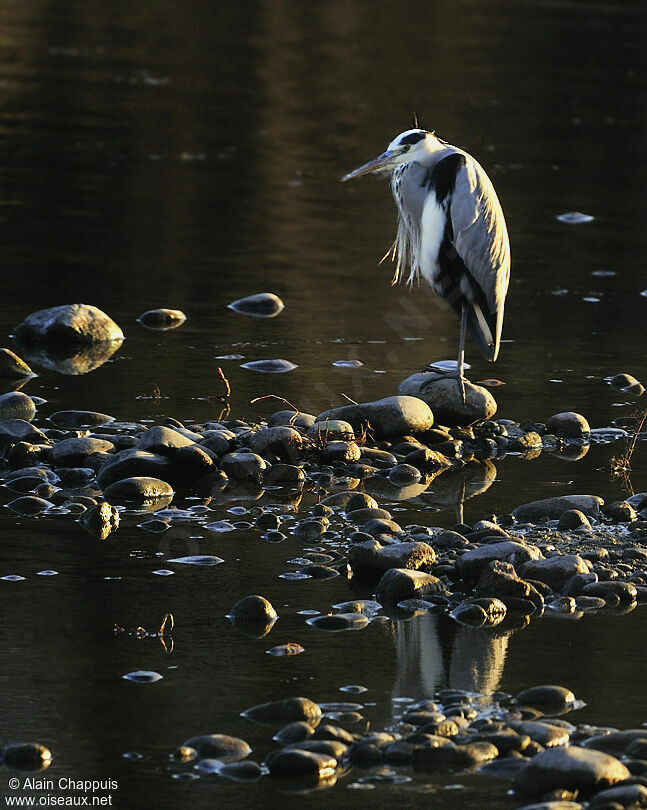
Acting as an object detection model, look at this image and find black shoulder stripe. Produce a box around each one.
[426,153,466,204]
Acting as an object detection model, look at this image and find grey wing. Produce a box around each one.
[449,157,511,357]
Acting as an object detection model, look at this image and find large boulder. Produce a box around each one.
[316,396,433,439]
[512,495,603,523]
[513,745,630,797]
[13,304,124,345]
[399,372,496,426]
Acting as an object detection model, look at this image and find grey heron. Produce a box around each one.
[342,128,510,397]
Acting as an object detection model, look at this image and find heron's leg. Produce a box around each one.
[456,307,467,404]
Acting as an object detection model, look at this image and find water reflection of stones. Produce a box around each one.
[17,339,123,375]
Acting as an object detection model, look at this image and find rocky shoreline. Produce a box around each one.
[2,304,647,807]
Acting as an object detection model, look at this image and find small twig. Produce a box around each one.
[250,394,301,427]
[216,367,231,398]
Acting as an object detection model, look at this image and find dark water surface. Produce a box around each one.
[2,1,647,807]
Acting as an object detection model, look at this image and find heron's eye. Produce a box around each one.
[400,145,410,153]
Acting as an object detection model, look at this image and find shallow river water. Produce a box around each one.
[1,1,647,807]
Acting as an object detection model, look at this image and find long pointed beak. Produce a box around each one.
[341,150,397,182]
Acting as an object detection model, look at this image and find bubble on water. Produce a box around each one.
[332,360,363,368]
[592,270,616,277]
[36,570,58,576]
[2,574,25,581]
[152,569,175,576]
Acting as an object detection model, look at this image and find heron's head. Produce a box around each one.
[342,129,438,182]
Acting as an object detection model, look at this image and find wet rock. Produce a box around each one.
[512,495,603,523]
[321,440,361,463]
[51,437,115,466]
[513,745,630,797]
[228,595,278,626]
[274,722,315,745]
[455,541,543,580]
[475,560,536,601]
[519,555,591,591]
[346,507,392,524]
[228,292,285,318]
[6,496,53,515]
[245,426,302,459]
[306,613,369,631]
[605,500,637,523]
[412,741,498,769]
[589,783,647,808]
[431,530,470,549]
[581,581,637,603]
[48,410,115,429]
[265,748,336,778]
[285,739,348,759]
[545,412,590,439]
[220,452,268,484]
[137,308,186,330]
[0,743,52,771]
[164,445,214,483]
[345,492,379,511]
[218,760,263,782]
[583,730,647,757]
[268,410,316,430]
[0,348,35,378]
[611,372,644,395]
[376,568,448,603]
[510,721,571,748]
[317,395,434,439]
[263,464,305,486]
[242,697,322,726]
[293,517,329,541]
[138,426,196,454]
[182,734,251,762]
[0,420,49,446]
[515,685,577,712]
[557,510,592,531]
[307,419,355,441]
[349,540,436,575]
[399,372,496,426]
[97,449,173,489]
[0,391,36,421]
[104,477,174,503]
[388,463,421,485]
[404,447,452,473]
[360,518,403,538]
[13,304,124,345]
[78,502,120,539]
